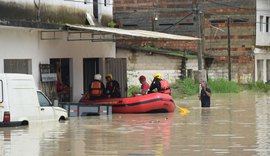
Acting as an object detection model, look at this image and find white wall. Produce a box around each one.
[99,0,113,18]
[0,0,92,11]
[256,0,270,46]
[0,0,113,18]
[254,48,270,82]
[0,26,115,101]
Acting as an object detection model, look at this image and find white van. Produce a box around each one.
[0,74,68,127]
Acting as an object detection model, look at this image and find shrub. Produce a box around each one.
[208,79,240,93]
[127,85,140,96]
[171,78,198,98]
[246,81,270,92]
[170,78,242,98]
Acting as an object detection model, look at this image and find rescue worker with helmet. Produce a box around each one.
[132,75,150,96]
[89,74,106,100]
[148,73,171,95]
[105,74,121,98]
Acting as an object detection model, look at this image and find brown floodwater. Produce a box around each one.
[1,91,270,156]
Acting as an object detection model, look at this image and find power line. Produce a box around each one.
[64,0,113,5]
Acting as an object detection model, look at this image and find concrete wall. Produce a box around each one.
[0,26,115,101]
[116,48,197,86]
[208,62,253,83]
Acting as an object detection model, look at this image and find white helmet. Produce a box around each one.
[94,74,102,81]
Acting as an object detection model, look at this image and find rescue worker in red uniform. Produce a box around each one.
[89,74,106,100]
[132,75,150,96]
[105,74,121,98]
[148,73,171,95]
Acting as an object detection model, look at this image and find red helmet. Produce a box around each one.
[139,75,146,81]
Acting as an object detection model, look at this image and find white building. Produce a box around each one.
[0,0,116,102]
[255,0,270,82]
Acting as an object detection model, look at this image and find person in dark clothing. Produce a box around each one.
[105,74,121,98]
[148,73,171,95]
[199,81,211,107]
[89,74,106,100]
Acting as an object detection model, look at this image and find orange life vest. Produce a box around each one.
[90,81,102,96]
[159,79,171,95]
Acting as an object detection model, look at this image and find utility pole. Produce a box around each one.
[195,0,203,70]
[152,14,158,31]
[227,17,232,81]
[193,0,206,84]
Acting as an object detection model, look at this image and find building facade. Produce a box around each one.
[114,0,257,83]
[0,0,115,101]
[203,0,256,83]
[255,0,270,82]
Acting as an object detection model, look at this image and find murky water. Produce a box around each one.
[1,91,270,156]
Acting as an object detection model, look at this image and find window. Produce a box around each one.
[37,91,51,107]
[266,17,270,32]
[4,59,32,74]
[260,16,264,32]
[123,24,138,28]
[257,59,264,81]
[267,60,270,81]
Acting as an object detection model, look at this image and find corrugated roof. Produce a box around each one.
[66,24,200,41]
[117,45,197,59]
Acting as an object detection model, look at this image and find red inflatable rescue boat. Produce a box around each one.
[80,93,176,113]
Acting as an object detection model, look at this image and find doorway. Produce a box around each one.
[50,58,72,102]
[83,58,99,93]
[105,58,127,97]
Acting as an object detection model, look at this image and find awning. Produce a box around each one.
[65,24,199,41]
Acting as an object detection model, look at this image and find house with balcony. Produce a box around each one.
[254,0,270,82]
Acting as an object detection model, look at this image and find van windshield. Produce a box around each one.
[37,91,51,107]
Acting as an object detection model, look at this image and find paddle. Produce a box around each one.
[176,105,190,114]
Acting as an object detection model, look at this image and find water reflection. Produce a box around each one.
[0,122,68,156]
[255,93,270,155]
[1,92,270,155]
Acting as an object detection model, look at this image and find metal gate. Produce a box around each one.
[105,58,127,97]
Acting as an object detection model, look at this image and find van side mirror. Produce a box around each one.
[53,100,59,107]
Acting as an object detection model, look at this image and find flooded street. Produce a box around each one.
[1,91,270,156]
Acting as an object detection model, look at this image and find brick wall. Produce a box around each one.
[114,0,197,36]
[202,0,256,83]
[114,0,256,83]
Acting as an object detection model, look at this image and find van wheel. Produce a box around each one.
[21,121,29,126]
[59,116,66,122]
